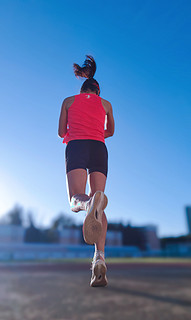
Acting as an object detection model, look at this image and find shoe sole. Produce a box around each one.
[83,191,108,245]
[90,262,108,287]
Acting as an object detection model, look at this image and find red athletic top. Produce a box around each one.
[63,93,106,144]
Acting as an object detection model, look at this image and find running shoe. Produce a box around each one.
[83,191,108,245]
[90,251,108,287]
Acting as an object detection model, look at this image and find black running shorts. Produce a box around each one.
[65,139,108,177]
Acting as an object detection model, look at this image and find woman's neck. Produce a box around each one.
[81,91,97,95]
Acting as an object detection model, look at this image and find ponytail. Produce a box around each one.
[73,55,100,95]
[73,55,96,79]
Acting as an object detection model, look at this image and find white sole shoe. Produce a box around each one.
[83,191,108,245]
[90,259,108,287]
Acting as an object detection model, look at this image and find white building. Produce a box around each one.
[59,227,81,245]
[0,225,25,244]
[106,230,123,246]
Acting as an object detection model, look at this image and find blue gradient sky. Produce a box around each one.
[0,0,190,237]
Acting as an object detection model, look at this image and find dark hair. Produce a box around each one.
[73,55,100,95]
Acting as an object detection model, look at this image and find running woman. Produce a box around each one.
[58,55,115,287]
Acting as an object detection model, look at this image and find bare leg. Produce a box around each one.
[88,172,107,258]
[95,211,107,259]
[66,169,92,212]
[66,169,108,252]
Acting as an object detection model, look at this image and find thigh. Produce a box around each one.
[88,171,107,197]
[66,169,87,201]
[88,141,108,177]
[65,140,89,174]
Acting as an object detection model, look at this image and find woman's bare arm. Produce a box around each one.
[58,99,68,138]
[104,101,115,138]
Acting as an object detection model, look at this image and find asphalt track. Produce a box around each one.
[0,261,191,320]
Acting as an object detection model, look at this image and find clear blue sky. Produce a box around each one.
[0,0,190,237]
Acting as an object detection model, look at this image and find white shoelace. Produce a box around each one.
[85,197,92,212]
[92,250,105,266]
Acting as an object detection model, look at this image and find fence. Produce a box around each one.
[0,243,141,261]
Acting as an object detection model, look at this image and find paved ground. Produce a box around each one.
[0,261,191,320]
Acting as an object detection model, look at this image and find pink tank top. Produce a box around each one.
[63,93,106,144]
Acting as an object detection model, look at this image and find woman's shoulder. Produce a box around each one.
[100,97,112,114]
[63,95,76,110]
[64,95,76,102]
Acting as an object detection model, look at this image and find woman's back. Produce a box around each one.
[63,93,106,144]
